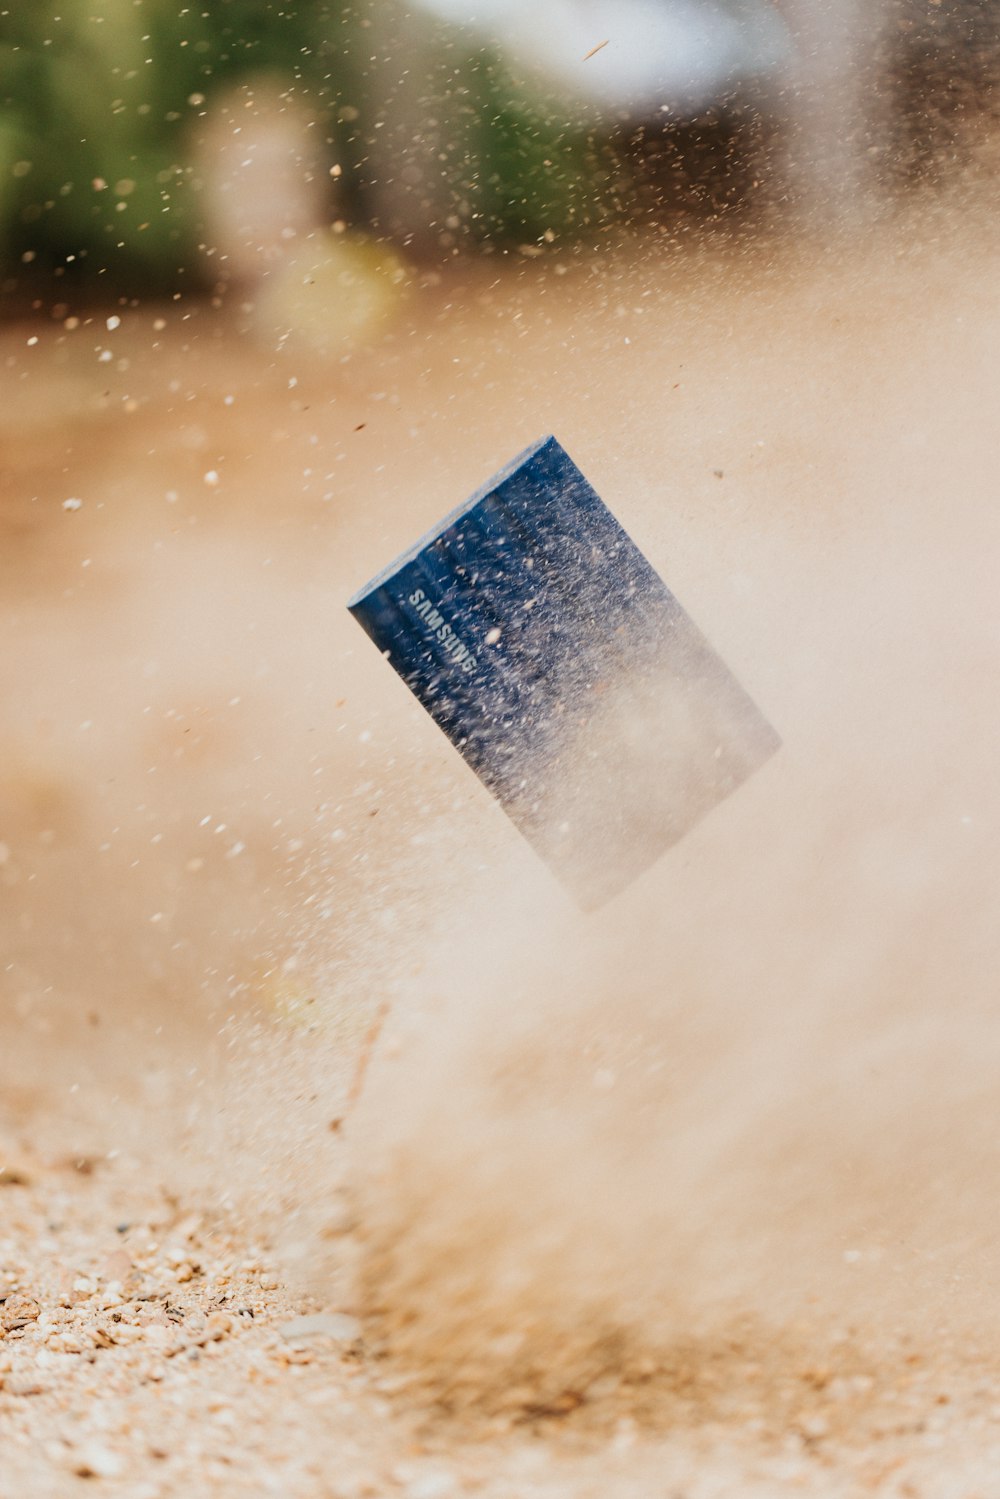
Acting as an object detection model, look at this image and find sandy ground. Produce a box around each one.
[3,198,1000,1495]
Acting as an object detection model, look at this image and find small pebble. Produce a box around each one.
[278,1312,362,1345]
[1,1294,41,1331]
[72,1443,124,1480]
[101,1249,132,1284]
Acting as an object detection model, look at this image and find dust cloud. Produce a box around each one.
[4,181,1000,1441]
[316,209,1000,1415]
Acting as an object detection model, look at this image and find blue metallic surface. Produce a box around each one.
[348,436,779,906]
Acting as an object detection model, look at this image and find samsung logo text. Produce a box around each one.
[407,588,479,675]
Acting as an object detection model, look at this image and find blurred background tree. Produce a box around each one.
[0,3,352,296]
[1,1,998,305]
[0,0,605,303]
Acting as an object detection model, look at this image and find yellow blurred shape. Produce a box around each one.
[253,231,409,358]
[256,972,322,1030]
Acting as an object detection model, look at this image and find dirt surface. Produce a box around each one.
[3,200,1000,1495]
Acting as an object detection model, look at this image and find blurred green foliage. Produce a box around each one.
[0,2,346,294]
[0,1,601,301]
[461,53,604,244]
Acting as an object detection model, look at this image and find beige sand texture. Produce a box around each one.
[3,193,1000,1495]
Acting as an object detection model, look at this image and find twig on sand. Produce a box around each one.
[347,1000,390,1113]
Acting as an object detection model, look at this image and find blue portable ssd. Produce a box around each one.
[347,436,779,908]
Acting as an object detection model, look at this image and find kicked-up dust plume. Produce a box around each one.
[329,212,1000,1419]
[5,9,1000,1491]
